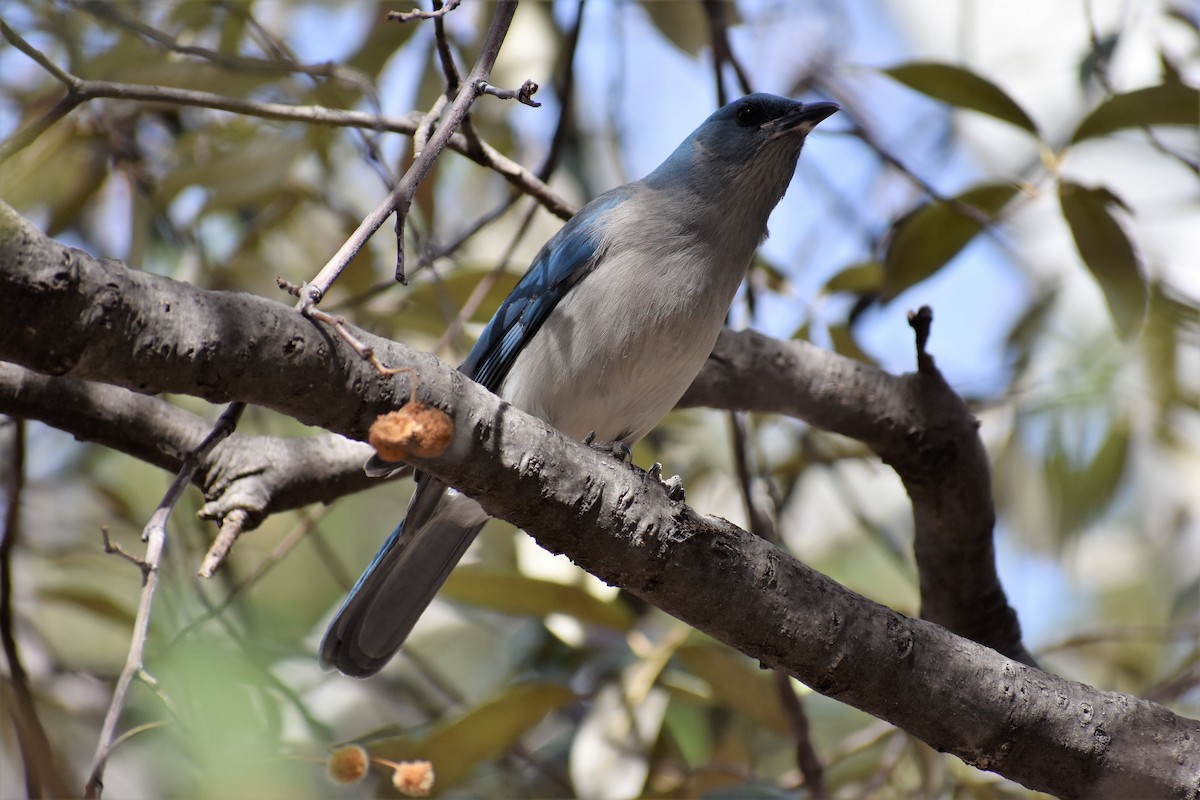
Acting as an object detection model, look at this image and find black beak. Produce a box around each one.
[767,101,840,139]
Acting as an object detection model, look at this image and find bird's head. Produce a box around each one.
[647,93,839,212]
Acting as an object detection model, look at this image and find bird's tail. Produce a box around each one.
[319,479,487,677]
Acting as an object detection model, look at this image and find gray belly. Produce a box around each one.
[497,249,743,445]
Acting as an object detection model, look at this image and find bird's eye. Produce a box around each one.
[735,104,760,126]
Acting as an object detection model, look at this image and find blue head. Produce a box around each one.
[645,94,839,230]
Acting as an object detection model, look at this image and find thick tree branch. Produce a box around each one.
[681,327,1034,665]
[3,196,1024,663]
[4,202,1198,796]
[0,363,379,531]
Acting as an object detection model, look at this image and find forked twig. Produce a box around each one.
[84,402,245,798]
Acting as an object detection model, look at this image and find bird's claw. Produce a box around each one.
[663,475,686,502]
[645,461,686,502]
[585,432,632,463]
[584,435,684,501]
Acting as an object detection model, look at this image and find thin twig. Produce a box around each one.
[182,508,331,636]
[431,198,542,354]
[728,412,828,796]
[702,0,754,105]
[0,419,71,798]
[907,305,934,371]
[773,671,829,800]
[78,1,372,89]
[0,22,572,220]
[196,508,250,578]
[478,78,543,107]
[538,0,586,182]
[84,402,245,798]
[427,0,586,348]
[431,0,463,93]
[388,0,462,23]
[300,0,524,297]
[295,298,411,376]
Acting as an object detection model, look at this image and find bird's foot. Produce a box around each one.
[584,432,632,463]
[583,434,685,502]
[646,461,687,502]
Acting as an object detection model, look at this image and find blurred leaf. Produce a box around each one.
[823,261,884,295]
[702,783,799,799]
[1058,180,1146,337]
[885,61,1039,134]
[374,683,576,789]
[1143,284,1200,435]
[1047,417,1131,537]
[88,40,275,99]
[390,266,523,339]
[751,252,790,292]
[0,121,109,234]
[882,182,1018,300]
[828,322,878,367]
[1069,81,1200,143]
[1170,577,1200,621]
[640,0,727,56]
[442,565,635,631]
[39,587,135,627]
[162,638,310,800]
[1004,284,1059,378]
[202,136,309,212]
[422,683,575,788]
[571,682,668,800]
[663,699,712,768]
[676,643,790,734]
[345,1,419,77]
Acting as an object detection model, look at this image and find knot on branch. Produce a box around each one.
[476,78,542,108]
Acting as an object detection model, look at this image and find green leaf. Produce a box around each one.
[640,0,738,56]
[1058,180,1147,336]
[1069,82,1200,143]
[823,261,884,295]
[375,683,576,789]
[886,61,1039,134]
[828,323,879,367]
[39,587,135,627]
[882,182,1018,300]
[1046,417,1130,537]
[676,644,790,734]
[441,565,635,631]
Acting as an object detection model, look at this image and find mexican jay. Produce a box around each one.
[321,93,838,677]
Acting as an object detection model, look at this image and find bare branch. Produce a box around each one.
[78,0,373,89]
[0,363,381,531]
[477,78,543,107]
[85,402,244,797]
[702,0,754,105]
[0,21,573,220]
[682,327,1034,666]
[388,0,463,23]
[0,419,72,798]
[306,0,523,293]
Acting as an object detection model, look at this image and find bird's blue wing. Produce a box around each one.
[460,190,629,391]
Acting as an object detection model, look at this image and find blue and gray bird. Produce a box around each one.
[321,93,838,677]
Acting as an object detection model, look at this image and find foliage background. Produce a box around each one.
[1,0,1197,797]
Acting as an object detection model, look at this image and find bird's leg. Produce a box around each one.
[583,433,686,502]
